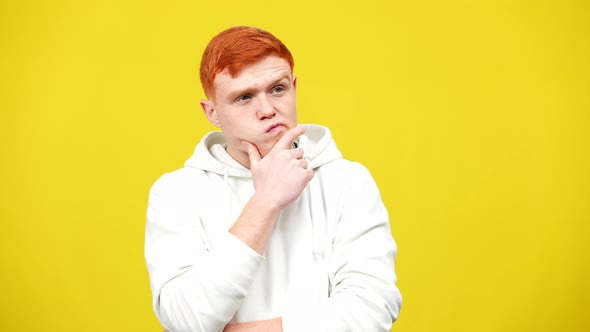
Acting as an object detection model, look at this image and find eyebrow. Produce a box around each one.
[226,73,291,102]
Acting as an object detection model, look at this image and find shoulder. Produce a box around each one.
[149,167,210,199]
[319,159,374,181]
[316,159,378,194]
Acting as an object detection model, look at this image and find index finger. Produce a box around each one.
[273,126,305,151]
[242,140,261,169]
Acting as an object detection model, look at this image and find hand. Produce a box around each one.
[223,317,283,331]
[244,126,314,211]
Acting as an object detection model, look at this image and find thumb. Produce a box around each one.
[243,141,261,169]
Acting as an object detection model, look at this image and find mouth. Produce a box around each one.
[266,123,286,133]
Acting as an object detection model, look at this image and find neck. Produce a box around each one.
[226,145,251,169]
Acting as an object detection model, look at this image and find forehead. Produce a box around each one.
[213,56,292,95]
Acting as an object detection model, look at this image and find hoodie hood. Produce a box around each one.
[184,124,342,178]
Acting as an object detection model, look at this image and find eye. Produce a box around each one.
[272,86,284,94]
[237,94,251,102]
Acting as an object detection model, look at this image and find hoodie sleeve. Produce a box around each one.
[144,172,264,332]
[281,163,402,332]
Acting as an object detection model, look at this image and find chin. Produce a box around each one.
[257,146,273,158]
[256,141,276,157]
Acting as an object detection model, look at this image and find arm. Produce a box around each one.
[162,318,282,332]
[146,127,312,332]
[163,317,283,332]
[146,175,262,332]
[230,126,313,255]
[223,318,282,332]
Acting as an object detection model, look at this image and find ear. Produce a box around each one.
[200,99,221,128]
[292,75,297,91]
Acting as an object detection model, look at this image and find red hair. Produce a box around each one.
[200,26,295,99]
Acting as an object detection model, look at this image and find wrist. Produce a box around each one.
[249,192,283,216]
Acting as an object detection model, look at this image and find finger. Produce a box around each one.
[300,159,309,169]
[243,141,261,169]
[274,126,305,151]
[290,147,304,159]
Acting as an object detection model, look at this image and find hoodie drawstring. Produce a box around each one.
[221,167,232,225]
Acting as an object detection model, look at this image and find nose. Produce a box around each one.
[256,95,276,120]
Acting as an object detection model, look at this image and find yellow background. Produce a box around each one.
[1,0,588,331]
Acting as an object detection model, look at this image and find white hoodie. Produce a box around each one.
[145,124,401,332]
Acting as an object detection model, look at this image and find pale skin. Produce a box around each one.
[196,56,313,331]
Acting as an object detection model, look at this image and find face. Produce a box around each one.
[201,55,298,167]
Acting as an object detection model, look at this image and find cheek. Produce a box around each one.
[218,113,240,130]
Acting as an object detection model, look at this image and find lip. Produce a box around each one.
[266,123,286,133]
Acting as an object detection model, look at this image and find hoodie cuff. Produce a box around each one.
[216,232,265,284]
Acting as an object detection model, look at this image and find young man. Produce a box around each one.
[145,26,402,332]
